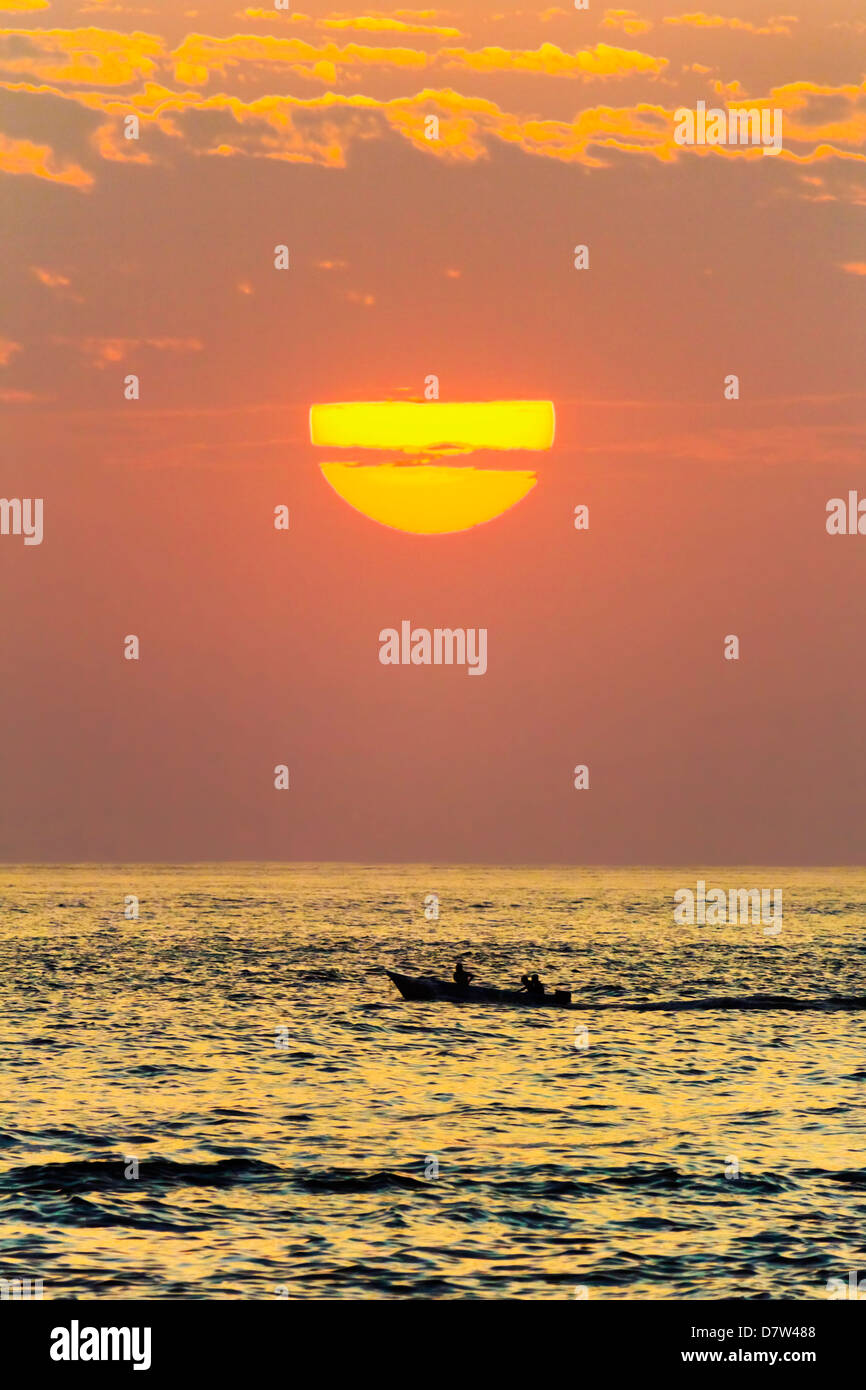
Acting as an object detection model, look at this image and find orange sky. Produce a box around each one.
[1,1,865,861]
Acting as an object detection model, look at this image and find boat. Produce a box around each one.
[387,973,866,1014]
[386,970,573,1009]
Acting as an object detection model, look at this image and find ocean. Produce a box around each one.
[1,864,864,1300]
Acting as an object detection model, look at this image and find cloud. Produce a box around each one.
[601,9,653,36]
[240,8,311,17]
[30,264,85,297]
[0,335,22,364]
[0,27,163,85]
[2,26,863,186]
[320,15,463,38]
[78,3,158,12]
[766,80,866,150]
[171,33,427,85]
[31,265,71,287]
[587,422,866,469]
[15,77,866,177]
[107,31,672,90]
[662,13,798,37]
[440,42,668,79]
[57,335,204,366]
[0,132,93,187]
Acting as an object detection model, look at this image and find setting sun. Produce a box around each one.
[319,462,539,534]
[310,400,556,453]
[311,399,555,534]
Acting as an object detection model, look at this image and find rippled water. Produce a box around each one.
[1,865,864,1300]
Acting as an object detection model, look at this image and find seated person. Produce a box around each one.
[519,972,545,997]
[453,960,474,989]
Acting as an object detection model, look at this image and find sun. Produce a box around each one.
[310,399,555,535]
[319,462,538,535]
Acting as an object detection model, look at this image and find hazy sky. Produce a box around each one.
[1,0,865,862]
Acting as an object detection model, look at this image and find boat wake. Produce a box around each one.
[589,994,866,1013]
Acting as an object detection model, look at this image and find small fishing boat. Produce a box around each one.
[387,974,866,1014]
[386,970,573,1009]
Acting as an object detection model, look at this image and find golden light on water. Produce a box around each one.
[3,866,863,1300]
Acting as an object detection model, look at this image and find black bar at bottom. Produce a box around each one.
[6,1298,859,1378]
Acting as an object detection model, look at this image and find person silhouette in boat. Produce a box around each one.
[453,960,474,990]
[519,972,545,998]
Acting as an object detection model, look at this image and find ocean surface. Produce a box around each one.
[0,864,864,1301]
